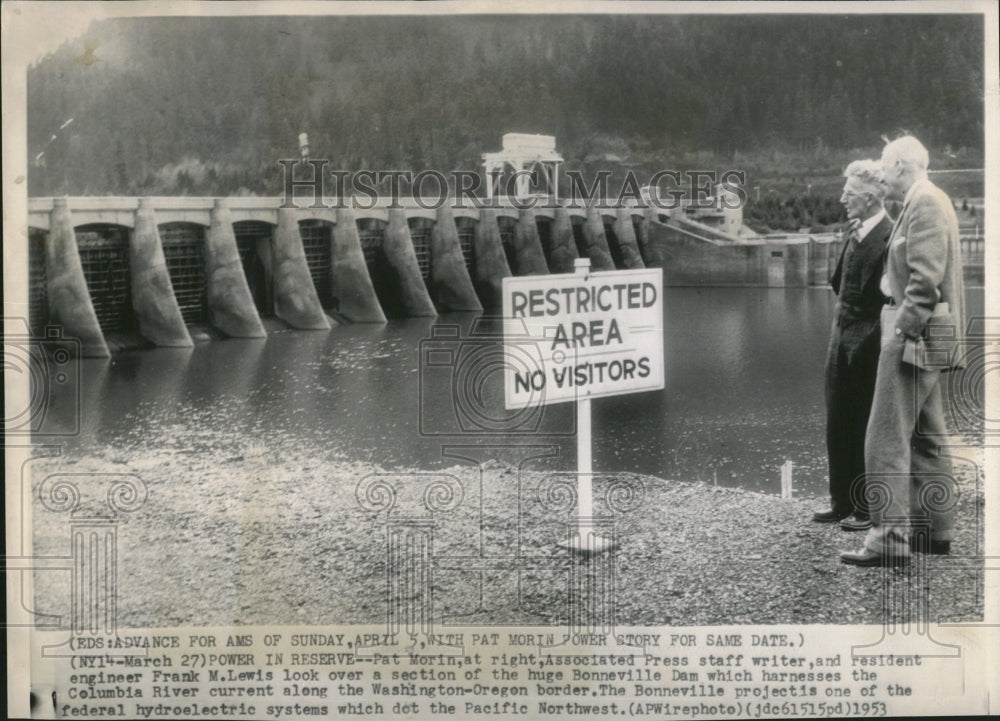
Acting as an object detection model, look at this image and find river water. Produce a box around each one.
[42,286,985,499]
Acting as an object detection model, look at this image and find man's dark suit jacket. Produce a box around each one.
[830,215,893,356]
[823,213,892,517]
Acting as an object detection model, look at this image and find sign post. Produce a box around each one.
[502,257,664,553]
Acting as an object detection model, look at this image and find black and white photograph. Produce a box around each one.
[4,2,997,719]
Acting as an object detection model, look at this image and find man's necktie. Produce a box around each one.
[842,220,861,270]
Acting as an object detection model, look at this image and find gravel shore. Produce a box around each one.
[30,437,983,629]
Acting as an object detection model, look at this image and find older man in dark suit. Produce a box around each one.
[841,135,966,567]
[813,160,892,530]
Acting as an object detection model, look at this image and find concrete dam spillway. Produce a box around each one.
[26,195,844,356]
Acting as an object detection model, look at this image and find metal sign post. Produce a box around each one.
[567,259,613,554]
[502,257,664,555]
[566,381,619,554]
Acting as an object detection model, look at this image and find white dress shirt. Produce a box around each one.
[857,209,886,244]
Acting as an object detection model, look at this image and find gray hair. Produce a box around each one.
[843,159,886,201]
[882,135,929,173]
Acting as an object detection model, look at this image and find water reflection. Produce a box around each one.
[39,287,986,497]
[94,348,193,446]
[185,338,266,400]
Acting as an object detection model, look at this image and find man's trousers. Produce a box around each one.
[863,306,957,557]
[825,316,880,518]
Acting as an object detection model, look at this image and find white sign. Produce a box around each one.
[502,265,664,409]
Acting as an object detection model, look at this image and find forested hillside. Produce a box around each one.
[27,14,984,199]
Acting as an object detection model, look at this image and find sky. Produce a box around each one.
[6,3,102,66]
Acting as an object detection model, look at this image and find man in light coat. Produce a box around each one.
[840,135,966,567]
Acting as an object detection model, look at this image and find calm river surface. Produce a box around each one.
[45,287,985,498]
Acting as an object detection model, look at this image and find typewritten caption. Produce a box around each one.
[43,626,955,719]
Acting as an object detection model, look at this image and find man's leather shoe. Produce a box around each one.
[813,509,851,523]
[840,517,872,532]
[840,549,910,567]
[910,533,951,555]
[927,540,951,555]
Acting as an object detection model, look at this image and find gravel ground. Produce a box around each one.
[29,428,984,631]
